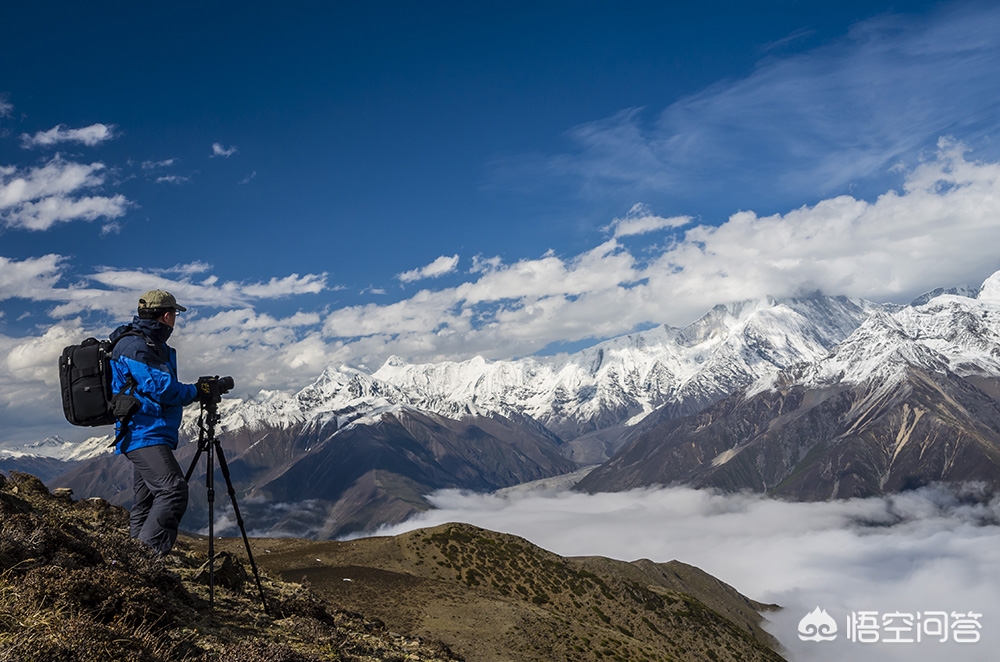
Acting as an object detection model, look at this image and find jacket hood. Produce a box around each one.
[110,317,174,344]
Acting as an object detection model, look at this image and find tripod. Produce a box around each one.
[184,398,269,615]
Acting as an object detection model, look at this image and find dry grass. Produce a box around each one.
[0,471,462,662]
[216,523,786,662]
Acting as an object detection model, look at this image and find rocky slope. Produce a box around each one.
[0,471,462,662]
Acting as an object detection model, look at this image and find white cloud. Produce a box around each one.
[0,97,12,118]
[316,142,1000,368]
[141,159,177,170]
[21,123,116,148]
[0,321,87,442]
[174,309,333,391]
[470,255,503,274]
[604,203,691,238]
[55,267,330,317]
[324,287,466,339]
[0,156,129,231]
[240,273,327,298]
[492,3,1000,212]
[0,254,66,301]
[370,484,1000,662]
[0,158,105,207]
[100,221,121,236]
[211,142,238,158]
[4,321,82,387]
[4,194,129,231]
[162,261,213,276]
[0,255,329,318]
[155,175,189,184]
[398,254,460,283]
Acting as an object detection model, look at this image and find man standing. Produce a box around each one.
[110,289,199,555]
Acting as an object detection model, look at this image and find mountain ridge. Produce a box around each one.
[577,281,1000,498]
[197,293,889,462]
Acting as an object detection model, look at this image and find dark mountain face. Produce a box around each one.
[55,408,576,538]
[0,455,74,483]
[576,367,1000,499]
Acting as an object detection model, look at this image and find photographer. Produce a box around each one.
[109,289,202,555]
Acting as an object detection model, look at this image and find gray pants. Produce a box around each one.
[125,444,188,555]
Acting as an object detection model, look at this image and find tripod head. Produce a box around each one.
[195,375,232,446]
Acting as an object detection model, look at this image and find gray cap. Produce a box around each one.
[138,289,187,312]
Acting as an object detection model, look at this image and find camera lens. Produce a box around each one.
[219,376,235,393]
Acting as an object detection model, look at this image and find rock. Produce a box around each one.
[194,551,247,592]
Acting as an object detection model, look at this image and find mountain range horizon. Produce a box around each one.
[5,268,1000,543]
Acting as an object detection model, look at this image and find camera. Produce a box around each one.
[196,375,235,404]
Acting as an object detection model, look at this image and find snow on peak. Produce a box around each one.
[977,270,1000,302]
[0,435,112,462]
[750,287,1000,396]
[383,355,410,368]
[218,293,885,439]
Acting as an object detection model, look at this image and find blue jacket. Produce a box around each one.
[110,318,198,454]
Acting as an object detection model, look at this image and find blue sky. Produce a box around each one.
[4,0,1000,442]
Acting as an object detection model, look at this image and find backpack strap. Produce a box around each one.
[108,375,141,449]
[107,330,155,449]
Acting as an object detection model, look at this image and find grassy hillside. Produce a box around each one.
[212,524,785,662]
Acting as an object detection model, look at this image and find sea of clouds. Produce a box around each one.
[362,483,1000,662]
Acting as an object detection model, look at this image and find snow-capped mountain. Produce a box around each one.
[578,273,1000,499]
[47,292,888,537]
[0,434,112,463]
[0,434,113,484]
[750,280,1000,396]
[214,294,888,459]
[377,295,888,439]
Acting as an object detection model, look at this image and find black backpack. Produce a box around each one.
[59,331,148,438]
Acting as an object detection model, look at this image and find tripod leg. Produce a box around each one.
[206,438,216,610]
[214,439,270,615]
[184,443,205,483]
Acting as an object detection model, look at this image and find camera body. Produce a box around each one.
[196,375,234,404]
